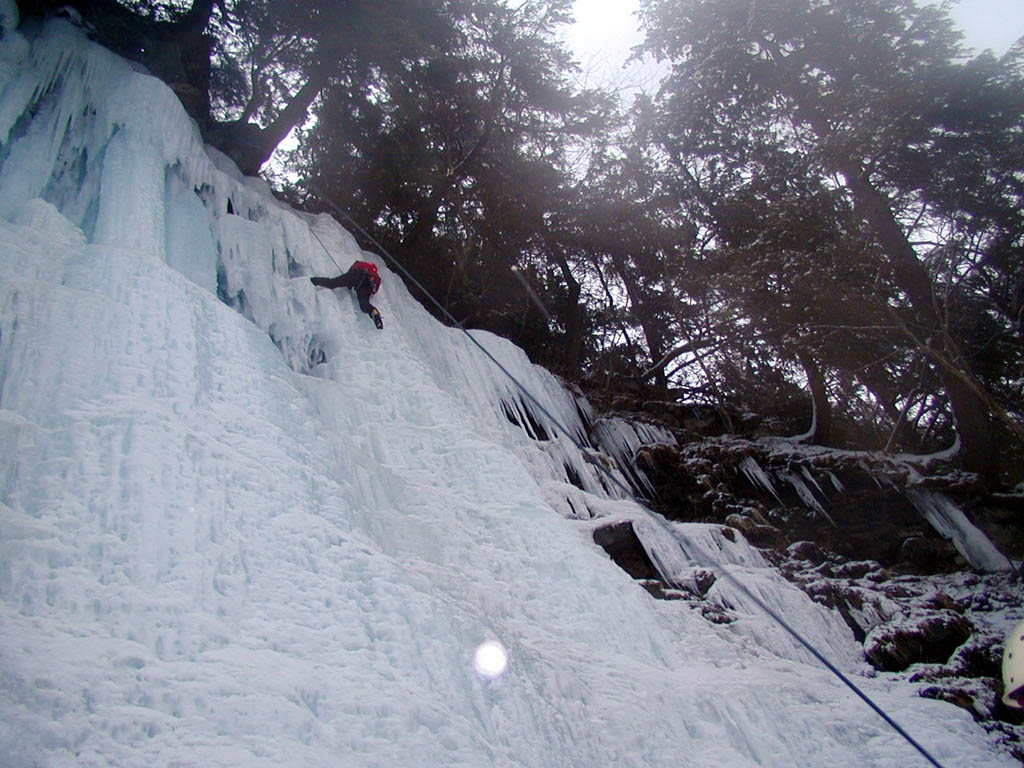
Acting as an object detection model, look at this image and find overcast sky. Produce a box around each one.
[565,0,1024,92]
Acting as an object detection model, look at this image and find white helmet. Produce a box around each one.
[1003,619,1024,709]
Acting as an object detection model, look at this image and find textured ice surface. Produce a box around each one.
[0,19,1013,767]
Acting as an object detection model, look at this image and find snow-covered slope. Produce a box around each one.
[0,12,1013,766]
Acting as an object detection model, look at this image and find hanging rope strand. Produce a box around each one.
[305,185,948,768]
[309,227,345,274]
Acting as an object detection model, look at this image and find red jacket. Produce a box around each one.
[351,261,381,295]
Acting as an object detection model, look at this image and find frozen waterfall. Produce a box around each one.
[0,11,1013,767]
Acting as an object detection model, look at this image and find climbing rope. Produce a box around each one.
[309,227,345,275]
[305,185,948,768]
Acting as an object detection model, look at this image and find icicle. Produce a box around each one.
[738,455,781,502]
[800,465,826,496]
[780,471,837,527]
[825,470,845,493]
[907,489,1013,572]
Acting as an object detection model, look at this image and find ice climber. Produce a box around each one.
[311,261,384,329]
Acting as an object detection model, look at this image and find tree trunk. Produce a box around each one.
[551,248,585,374]
[762,39,998,477]
[839,167,996,480]
[797,350,832,445]
[611,253,668,393]
[172,0,217,36]
[209,70,329,176]
[855,370,917,450]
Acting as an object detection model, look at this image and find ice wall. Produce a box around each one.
[0,17,1014,768]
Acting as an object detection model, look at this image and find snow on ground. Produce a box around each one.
[0,13,1015,767]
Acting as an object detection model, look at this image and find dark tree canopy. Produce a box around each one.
[13,0,1024,483]
[17,0,459,174]
[636,0,1024,479]
[289,0,616,372]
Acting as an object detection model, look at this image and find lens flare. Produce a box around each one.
[473,640,509,680]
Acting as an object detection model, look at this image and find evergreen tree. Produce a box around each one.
[292,0,614,368]
[562,95,695,394]
[639,0,1024,476]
